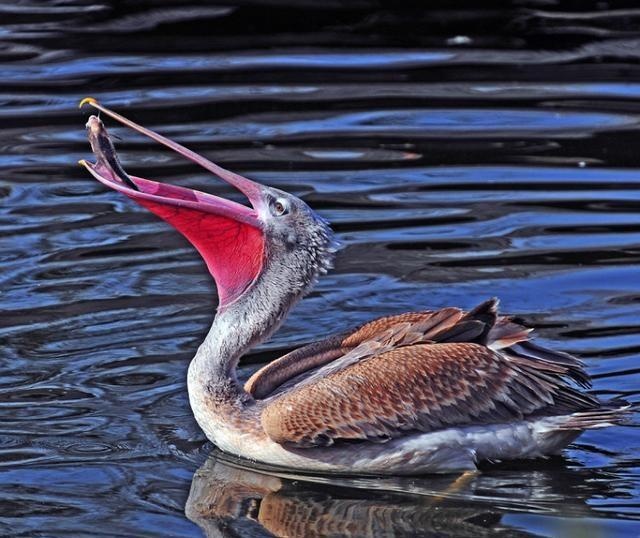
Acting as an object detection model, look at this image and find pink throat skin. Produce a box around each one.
[81,108,266,308]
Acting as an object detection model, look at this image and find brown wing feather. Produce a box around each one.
[261,341,598,447]
[245,306,472,399]
[251,299,596,447]
[245,336,350,399]
[340,309,459,346]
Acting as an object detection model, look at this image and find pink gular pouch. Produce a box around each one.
[80,100,265,308]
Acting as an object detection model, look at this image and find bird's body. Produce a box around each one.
[80,99,629,474]
[186,300,619,475]
[191,403,586,475]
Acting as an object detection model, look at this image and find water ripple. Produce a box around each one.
[1,2,639,537]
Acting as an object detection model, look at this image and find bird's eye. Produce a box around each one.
[272,199,288,216]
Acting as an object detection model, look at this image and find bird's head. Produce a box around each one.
[79,99,336,313]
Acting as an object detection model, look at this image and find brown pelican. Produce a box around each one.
[79,98,629,475]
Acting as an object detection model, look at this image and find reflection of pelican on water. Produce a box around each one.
[185,451,617,537]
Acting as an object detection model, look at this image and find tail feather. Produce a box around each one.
[550,404,633,431]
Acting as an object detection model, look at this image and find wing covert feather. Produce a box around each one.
[261,342,597,448]
[246,306,473,399]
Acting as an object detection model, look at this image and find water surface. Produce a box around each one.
[1,2,639,537]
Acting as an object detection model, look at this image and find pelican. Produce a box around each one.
[79,98,628,475]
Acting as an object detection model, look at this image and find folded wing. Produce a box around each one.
[255,299,599,447]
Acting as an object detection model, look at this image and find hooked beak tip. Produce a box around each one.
[79,97,98,109]
[78,159,89,168]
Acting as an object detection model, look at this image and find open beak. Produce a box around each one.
[78,98,265,309]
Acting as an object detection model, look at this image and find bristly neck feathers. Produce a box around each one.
[188,210,336,402]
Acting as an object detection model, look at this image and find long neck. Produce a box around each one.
[187,213,335,407]
[190,307,258,392]
[188,265,308,402]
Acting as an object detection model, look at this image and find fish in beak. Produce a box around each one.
[78,98,266,309]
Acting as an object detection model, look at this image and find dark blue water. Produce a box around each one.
[1,2,639,536]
